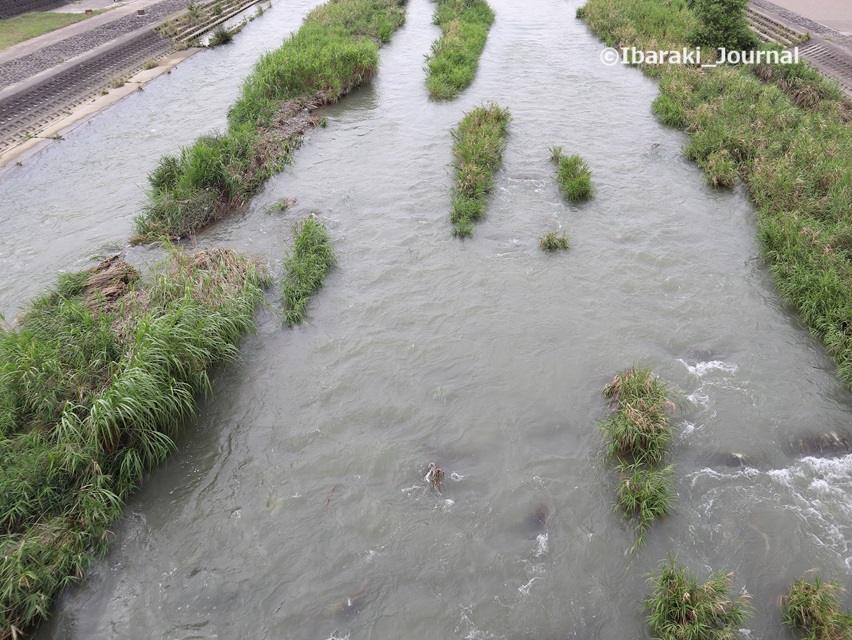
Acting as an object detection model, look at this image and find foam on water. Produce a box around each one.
[687,455,852,563]
[679,359,739,377]
[535,532,548,557]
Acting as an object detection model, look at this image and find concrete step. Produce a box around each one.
[178,0,263,43]
[746,6,809,47]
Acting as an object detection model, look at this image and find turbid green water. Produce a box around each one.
[0,0,848,637]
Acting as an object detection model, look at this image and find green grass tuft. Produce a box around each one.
[282,217,336,325]
[209,26,234,46]
[449,103,511,238]
[599,367,677,549]
[425,0,495,100]
[616,463,674,548]
[552,148,592,202]
[540,230,570,252]
[645,558,752,640]
[601,367,675,466]
[782,574,852,640]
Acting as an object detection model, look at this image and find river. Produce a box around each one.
[0,0,849,637]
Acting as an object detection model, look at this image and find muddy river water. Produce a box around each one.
[0,0,850,637]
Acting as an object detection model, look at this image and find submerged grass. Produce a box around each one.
[450,103,511,238]
[0,249,267,637]
[282,216,336,325]
[425,0,495,100]
[577,0,852,391]
[645,558,752,640]
[540,230,570,252]
[782,574,852,640]
[600,367,676,549]
[551,148,592,202]
[134,0,407,242]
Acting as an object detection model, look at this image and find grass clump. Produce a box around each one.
[449,103,511,238]
[551,147,592,202]
[615,463,674,541]
[578,0,852,392]
[540,230,570,252]
[282,216,336,325]
[782,574,852,639]
[645,558,752,640]
[0,249,267,637]
[134,0,407,242]
[600,367,676,549]
[425,0,495,100]
[601,367,675,466]
[549,145,563,162]
[209,26,233,46]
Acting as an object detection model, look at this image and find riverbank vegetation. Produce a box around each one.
[577,0,852,388]
[133,0,407,242]
[540,230,570,252]
[645,558,752,640]
[782,574,852,639]
[0,249,267,637]
[450,103,510,238]
[551,147,592,202]
[688,0,758,52]
[282,216,336,325]
[600,367,676,548]
[425,0,495,99]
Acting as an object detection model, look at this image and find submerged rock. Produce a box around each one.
[516,503,550,535]
[786,431,852,459]
[701,451,761,469]
[327,579,370,619]
[686,347,719,362]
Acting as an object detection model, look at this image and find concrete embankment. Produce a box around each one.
[0,0,265,166]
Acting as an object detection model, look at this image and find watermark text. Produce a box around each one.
[600,46,800,67]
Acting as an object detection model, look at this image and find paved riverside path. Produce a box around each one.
[0,0,188,88]
[764,0,852,36]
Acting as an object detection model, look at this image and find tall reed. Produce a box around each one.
[0,249,267,637]
[645,557,752,640]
